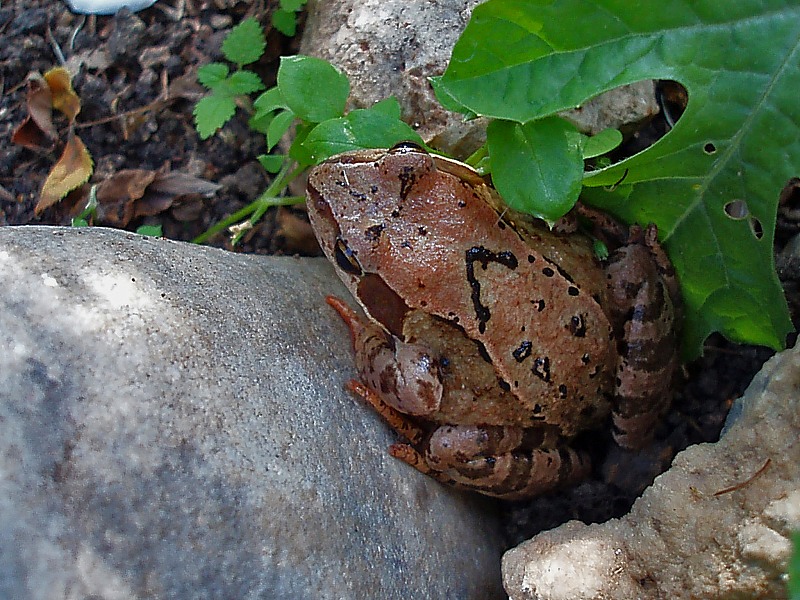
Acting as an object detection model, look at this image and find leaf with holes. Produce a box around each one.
[439,0,797,357]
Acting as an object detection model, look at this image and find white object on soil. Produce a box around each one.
[65,0,157,14]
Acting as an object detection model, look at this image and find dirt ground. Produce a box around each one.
[0,0,794,543]
[0,0,317,254]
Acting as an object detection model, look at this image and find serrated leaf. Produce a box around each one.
[277,55,349,123]
[267,109,295,150]
[36,131,93,214]
[193,94,236,139]
[222,17,266,66]
[223,70,265,95]
[302,107,424,163]
[440,0,797,357]
[488,117,583,222]
[272,9,297,36]
[197,63,230,89]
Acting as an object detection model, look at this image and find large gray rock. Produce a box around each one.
[0,226,506,599]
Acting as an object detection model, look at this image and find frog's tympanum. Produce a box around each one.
[306,143,681,500]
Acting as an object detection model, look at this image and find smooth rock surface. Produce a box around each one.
[503,342,800,599]
[0,226,506,599]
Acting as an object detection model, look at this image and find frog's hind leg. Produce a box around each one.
[421,424,592,500]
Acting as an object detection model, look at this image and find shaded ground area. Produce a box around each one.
[0,0,794,545]
[1,0,317,254]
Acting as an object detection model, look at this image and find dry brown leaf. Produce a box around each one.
[36,131,94,214]
[11,73,56,149]
[95,169,157,227]
[44,67,82,122]
[93,169,220,226]
[275,207,322,256]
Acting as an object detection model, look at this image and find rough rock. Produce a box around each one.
[0,226,506,599]
[300,0,658,156]
[502,342,800,599]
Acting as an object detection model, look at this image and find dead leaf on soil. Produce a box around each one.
[36,131,94,215]
[11,73,56,149]
[44,67,82,122]
[94,169,221,227]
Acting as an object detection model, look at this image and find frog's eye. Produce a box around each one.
[334,238,363,276]
[389,141,426,155]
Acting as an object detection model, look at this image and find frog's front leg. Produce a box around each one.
[605,225,681,450]
[326,296,444,417]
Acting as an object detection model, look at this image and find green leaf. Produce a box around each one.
[582,128,622,159]
[197,63,229,89]
[302,107,424,163]
[280,0,306,11]
[440,0,797,357]
[487,117,583,222]
[272,9,297,36]
[136,224,163,237]
[193,94,236,139]
[224,70,265,95]
[289,122,315,167]
[267,109,296,150]
[254,87,288,114]
[789,532,800,600]
[277,55,349,123]
[429,75,476,117]
[257,154,286,173]
[369,96,403,119]
[222,17,266,66]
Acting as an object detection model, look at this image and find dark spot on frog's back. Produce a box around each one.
[512,341,532,362]
[570,314,586,337]
[465,246,519,333]
[532,356,551,382]
[364,224,384,242]
[398,166,416,200]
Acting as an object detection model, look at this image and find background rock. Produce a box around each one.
[300,0,659,157]
[0,226,506,599]
[502,342,800,600]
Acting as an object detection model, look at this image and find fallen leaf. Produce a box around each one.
[93,169,221,227]
[95,169,157,226]
[275,207,321,256]
[44,67,82,122]
[36,131,94,214]
[11,73,56,149]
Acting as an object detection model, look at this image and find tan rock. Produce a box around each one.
[503,344,800,599]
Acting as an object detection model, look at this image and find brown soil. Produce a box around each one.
[0,0,317,254]
[0,0,795,546]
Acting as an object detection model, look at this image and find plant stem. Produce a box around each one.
[192,160,306,245]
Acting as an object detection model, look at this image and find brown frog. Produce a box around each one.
[306,143,681,500]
